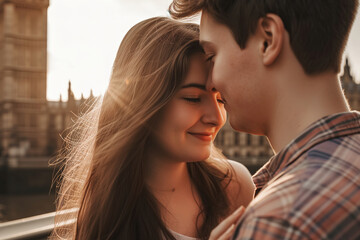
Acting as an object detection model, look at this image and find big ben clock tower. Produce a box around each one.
[0,0,49,161]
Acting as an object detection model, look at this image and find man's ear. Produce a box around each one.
[257,14,284,66]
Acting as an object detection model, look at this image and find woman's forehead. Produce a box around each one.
[182,53,208,86]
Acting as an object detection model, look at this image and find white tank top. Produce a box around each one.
[168,229,199,240]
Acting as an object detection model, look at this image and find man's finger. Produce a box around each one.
[210,206,245,238]
[218,224,235,240]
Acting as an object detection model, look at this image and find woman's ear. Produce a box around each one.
[257,13,284,66]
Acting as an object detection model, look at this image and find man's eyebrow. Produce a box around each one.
[181,83,206,90]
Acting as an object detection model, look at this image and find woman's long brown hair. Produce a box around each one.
[52,17,232,240]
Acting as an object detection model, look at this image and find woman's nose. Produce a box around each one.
[201,98,225,126]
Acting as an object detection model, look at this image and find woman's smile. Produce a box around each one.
[187,131,214,142]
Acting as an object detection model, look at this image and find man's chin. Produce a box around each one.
[228,115,252,133]
[228,116,243,132]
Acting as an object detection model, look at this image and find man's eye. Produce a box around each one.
[184,98,200,103]
[206,55,214,62]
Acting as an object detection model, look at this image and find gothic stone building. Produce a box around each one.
[0,0,49,168]
[0,0,93,171]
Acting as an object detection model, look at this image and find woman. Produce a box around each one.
[52,17,254,240]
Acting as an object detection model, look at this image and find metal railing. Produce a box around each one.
[0,209,77,240]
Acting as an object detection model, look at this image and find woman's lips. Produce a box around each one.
[188,132,213,141]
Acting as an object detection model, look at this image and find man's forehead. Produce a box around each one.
[199,11,213,45]
[199,10,210,31]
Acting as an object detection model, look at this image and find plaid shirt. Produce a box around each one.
[233,111,360,240]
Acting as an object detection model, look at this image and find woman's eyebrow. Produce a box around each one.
[181,83,206,90]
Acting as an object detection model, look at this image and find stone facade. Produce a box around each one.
[214,123,273,172]
[341,58,360,110]
[0,1,93,168]
[0,0,48,166]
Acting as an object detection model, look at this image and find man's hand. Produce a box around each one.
[209,206,245,240]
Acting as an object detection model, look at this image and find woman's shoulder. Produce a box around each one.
[227,160,252,178]
[225,159,255,209]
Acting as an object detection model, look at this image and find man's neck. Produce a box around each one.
[267,71,350,154]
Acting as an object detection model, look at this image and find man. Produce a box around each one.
[169,0,360,239]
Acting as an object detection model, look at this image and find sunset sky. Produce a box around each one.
[47,0,360,101]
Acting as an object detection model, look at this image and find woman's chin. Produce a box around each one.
[186,151,211,162]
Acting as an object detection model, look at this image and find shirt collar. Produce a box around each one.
[253,111,360,190]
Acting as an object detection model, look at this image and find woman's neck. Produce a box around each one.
[145,155,191,193]
[145,154,202,237]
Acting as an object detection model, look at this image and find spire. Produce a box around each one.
[68,80,75,101]
[343,57,354,83]
[67,79,76,110]
[68,80,72,98]
[59,94,62,102]
[340,57,355,86]
[90,89,94,98]
[344,57,350,75]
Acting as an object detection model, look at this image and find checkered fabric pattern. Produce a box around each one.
[233,111,360,240]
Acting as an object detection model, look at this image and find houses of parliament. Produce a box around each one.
[0,0,359,175]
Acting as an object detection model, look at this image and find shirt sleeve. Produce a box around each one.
[232,217,310,240]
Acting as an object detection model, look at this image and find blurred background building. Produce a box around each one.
[0,0,95,195]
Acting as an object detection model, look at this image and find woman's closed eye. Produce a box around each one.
[183,97,225,105]
[183,97,201,103]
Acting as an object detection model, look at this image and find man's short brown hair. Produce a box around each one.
[169,0,359,74]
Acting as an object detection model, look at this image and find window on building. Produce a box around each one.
[30,115,37,127]
[246,134,252,146]
[259,136,264,145]
[234,132,239,145]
